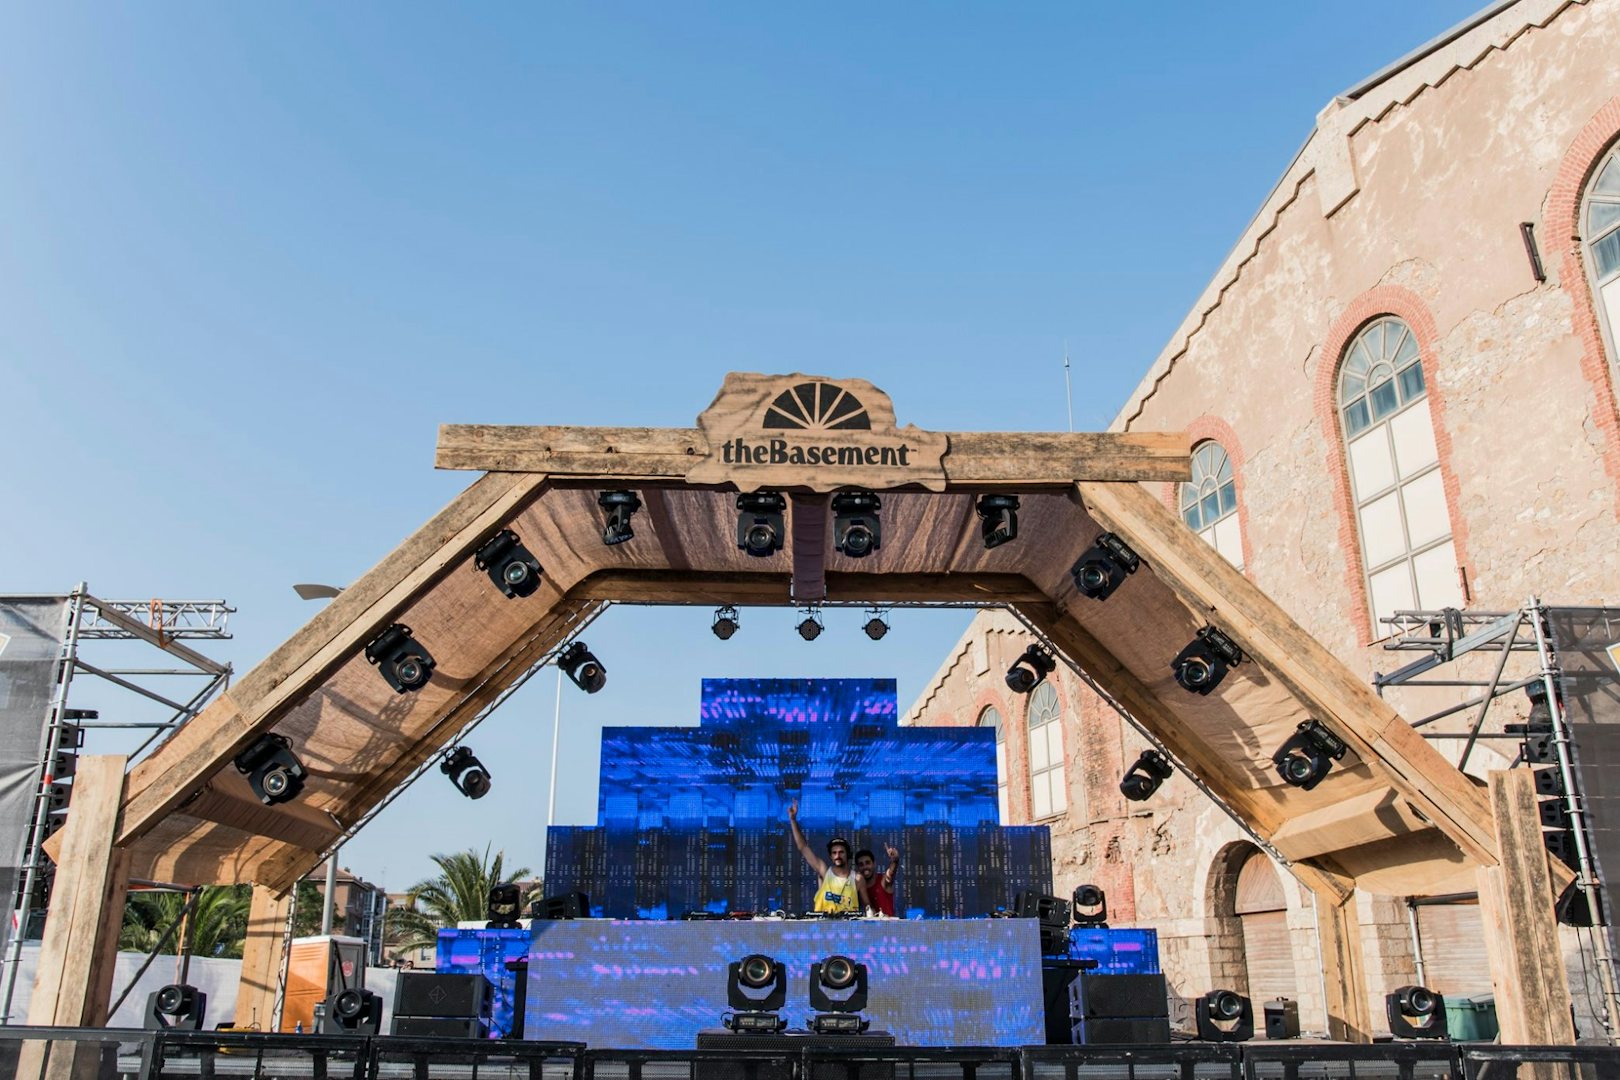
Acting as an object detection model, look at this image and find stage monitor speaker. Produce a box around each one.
[391,1015,489,1039]
[1069,973,1169,1019]
[1072,1017,1172,1045]
[393,971,492,1019]
[1264,997,1301,1040]
[1040,960,1090,1045]
[535,892,591,920]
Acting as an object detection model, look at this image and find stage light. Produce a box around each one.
[441,746,492,800]
[724,953,787,1033]
[1071,884,1108,928]
[1120,749,1174,802]
[712,606,740,640]
[975,494,1020,549]
[1386,984,1448,1039]
[808,955,871,1034]
[1071,531,1140,600]
[863,608,889,640]
[474,529,543,599]
[1005,643,1057,693]
[598,490,642,546]
[797,608,824,641]
[1171,626,1243,695]
[320,987,382,1035]
[736,492,787,558]
[559,641,606,693]
[486,882,522,928]
[1195,989,1254,1042]
[365,623,436,694]
[1272,720,1348,792]
[144,983,206,1031]
[232,734,307,806]
[831,491,882,558]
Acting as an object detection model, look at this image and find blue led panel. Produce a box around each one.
[522,917,1046,1048]
[544,678,1053,918]
[1065,927,1161,975]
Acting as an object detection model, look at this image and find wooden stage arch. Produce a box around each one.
[32,373,1574,1046]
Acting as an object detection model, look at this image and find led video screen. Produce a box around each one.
[544,678,1053,918]
[522,917,1046,1048]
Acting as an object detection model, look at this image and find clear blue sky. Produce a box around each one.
[0,3,1484,891]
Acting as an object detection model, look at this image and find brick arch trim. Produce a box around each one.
[1545,96,1620,504]
[1158,417,1257,579]
[1312,286,1473,644]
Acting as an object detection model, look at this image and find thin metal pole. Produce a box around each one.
[1529,598,1620,1042]
[1063,343,1074,433]
[1406,900,1427,988]
[1,584,88,1025]
[546,665,565,841]
[321,851,338,936]
[109,888,203,1019]
[1456,614,1520,773]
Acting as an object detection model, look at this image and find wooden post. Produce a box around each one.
[1479,769,1576,1052]
[1310,884,1373,1042]
[18,756,129,1080]
[234,884,293,1030]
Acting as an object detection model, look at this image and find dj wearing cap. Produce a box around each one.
[788,800,870,915]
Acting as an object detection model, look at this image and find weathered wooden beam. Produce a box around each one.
[108,471,551,851]
[1312,886,1374,1042]
[435,424,1192,484]
[22,756,130,1079]
[1479,769,1576,1052]
[1075,479,1500,869]
[572,569,1050,605]
[234,885,292,1029]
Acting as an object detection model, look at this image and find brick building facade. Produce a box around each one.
[908,0,1620,1037]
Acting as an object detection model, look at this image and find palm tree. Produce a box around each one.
[385,846,540,952]
[119,885,252,959]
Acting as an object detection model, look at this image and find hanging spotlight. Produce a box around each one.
[1120,749,1174,802]
[598,491,642,546]
[797,608,824,641]
[1171,626,1243,695]
[486,882,522,928]
[1071,884,1108,928]
[831,491,882,558]
[365,623,436,694]
[808,955,871,1034]
[558,641,606,693]
[474,529,543,599]
[736,492,787,558]
[1272,720,1348,791]
[441,746,492,799]
[1005,643,1057,693]
[1385,985,1448,1040]
[1195,989,1254,1042]
[863,608,890,640]
[712,606,740,640]
[975,494,1020,549]
[723,953,788,1033]
[1072,532,1140,601]
[232,733,307,806]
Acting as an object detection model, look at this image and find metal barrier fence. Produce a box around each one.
[0,1028,1617,1080]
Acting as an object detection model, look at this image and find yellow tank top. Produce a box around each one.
[813,868,860,913]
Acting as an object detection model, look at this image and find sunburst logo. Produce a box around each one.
[763,382,871,431]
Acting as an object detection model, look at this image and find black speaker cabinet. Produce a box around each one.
[1070,973,1169,1019]
[393,971,492,1019]
[1040,960,1089,1044]
[1264,997,1301,1039]
[391,1015,490,1039]
[1072,1017,1173,1045]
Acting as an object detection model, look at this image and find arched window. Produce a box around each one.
[1338,316,1462,628]
[1583,148,1620,376]
[1026,682,1066,819]
[1180,441,1244,569]
[978,706,1008,824]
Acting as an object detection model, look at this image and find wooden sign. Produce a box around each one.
[685,373,950,492]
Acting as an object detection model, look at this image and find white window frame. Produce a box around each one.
[1026,682,1066,820]
[1179,440,1244,570]
[1582,146,1620,390]
[979,706,1008,824]
[1337,315,1460,630]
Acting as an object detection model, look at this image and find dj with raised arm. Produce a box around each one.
[788,800,870,915]
[855,842,900,917]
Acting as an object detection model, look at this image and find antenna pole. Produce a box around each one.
[1064,342,1074,432]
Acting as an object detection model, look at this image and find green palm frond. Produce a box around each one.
[384,845,538,952]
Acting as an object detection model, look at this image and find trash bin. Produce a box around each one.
[1444,994,1498,1041]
